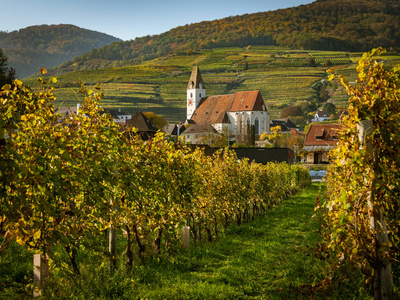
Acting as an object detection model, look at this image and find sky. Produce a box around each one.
[1,0,315,41]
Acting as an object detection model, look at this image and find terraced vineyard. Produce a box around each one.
[24,47,399,123]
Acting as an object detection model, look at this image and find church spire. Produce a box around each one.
[187,66,205,89]
[186,66,206,120]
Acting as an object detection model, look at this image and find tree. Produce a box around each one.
[260,126,283,147]
[294,100,316,117]
[142,111,168,129]
[323,48,399,300]
[280,105,303,118]
[0,49,16,87]
[288,116,307,129]
[321,102,336,115]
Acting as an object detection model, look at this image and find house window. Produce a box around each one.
[254,117,260,135]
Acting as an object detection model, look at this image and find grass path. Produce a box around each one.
[129,183,331,299]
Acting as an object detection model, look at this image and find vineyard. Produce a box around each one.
[24,47,391,123]
[0,75,311,297]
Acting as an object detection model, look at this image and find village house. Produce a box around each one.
[270,118,297,133]
[303,123,341,164]
[183,123,219,145]
[311,110,330,122]
[186,66,270,144]
[55,104,132,125]
[104,108,132,125]
[125,111,158,141]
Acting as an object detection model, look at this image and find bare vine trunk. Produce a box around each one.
[132,222,146,265]
[64,244,80,275]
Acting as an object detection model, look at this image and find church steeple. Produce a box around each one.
[187,66,205,89]
[187,66,205,120]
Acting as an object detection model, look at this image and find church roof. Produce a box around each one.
[190,90,266,124]
[187,66,205,89]
[191,94,234,124]
[230,91,264,112]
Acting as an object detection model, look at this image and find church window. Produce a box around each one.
[199,93,202,97]
[254,117,260,135]
[190,93,193,98]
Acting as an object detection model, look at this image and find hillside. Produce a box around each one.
[51,0,400,75]
[27,47,399,124]
[0,24,121,78]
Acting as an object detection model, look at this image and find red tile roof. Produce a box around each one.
[304,124,342,146]
[191,94,235,124]
[190,90,266,124]
[230,91,264,112]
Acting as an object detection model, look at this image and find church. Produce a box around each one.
[184,66,270,144]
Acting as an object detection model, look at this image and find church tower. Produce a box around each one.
[187,66,205,120]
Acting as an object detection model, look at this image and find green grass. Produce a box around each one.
[0,182,373,299]
[106,182,366,300]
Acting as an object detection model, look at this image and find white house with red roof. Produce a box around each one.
[303,124,341,164]
[311,110,330,122]
[185,66,270,143]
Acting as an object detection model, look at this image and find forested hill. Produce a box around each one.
[51,0,399,75]
[0,24,121,78]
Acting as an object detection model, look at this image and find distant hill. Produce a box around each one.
[0,24,121,78]
[51,0,399,75]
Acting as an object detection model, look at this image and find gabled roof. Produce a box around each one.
[126,111,158,132]
[304,124,341,146]
[190,90,266,124]
[104,108,131,117]
[55,106,78,116]
[271,118,297,132]
[229,91,265,112]
[315,110,329,118]
[191,94,235,124]
[184,123,219,134]
[187,66,205,89]
[164,124,186,135]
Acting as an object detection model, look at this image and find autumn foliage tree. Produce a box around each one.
[280,105,303,118]
[323,48,400,300]
[1,72,311,284]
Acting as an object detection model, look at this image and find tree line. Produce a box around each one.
[53,0,400,74]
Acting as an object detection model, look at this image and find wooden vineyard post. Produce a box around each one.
[33,254,49,297]
[358,120,393,300]
[182,226,190,248]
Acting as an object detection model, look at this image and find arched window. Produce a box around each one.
[199,93,202,98]
[190,93,193,98]
[254,117,260,135]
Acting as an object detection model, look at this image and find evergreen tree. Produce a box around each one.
[0,49,16,87]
